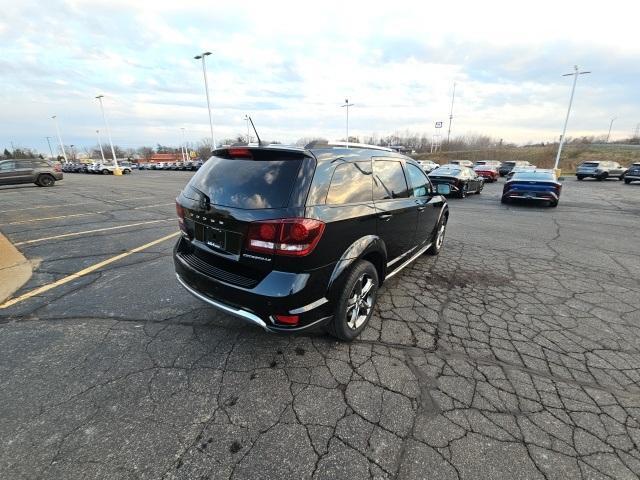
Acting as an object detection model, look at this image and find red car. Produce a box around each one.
[473,165,499,182]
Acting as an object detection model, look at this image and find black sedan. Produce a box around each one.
[428,164,484,198]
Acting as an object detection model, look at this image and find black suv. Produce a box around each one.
[173,143,450,340]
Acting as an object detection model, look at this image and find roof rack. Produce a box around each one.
[324,141,394,152]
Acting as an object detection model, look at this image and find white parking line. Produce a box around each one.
[0,196,157,214]
[0,231,180,309]
[0,202,176,226]
[14,219,174,246]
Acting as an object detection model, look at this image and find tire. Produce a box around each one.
[625,179,631,184]
[426,215,447,255]
[476,184,483,194]
[576,176,584,181]
[458,184,468,198]
[102,169,110,175]
[501,196,509,204]
[618,175,624,181]
[596,173,607,181]
[326,260,378,341]
[549,200,558,208]
[36,174,55,187]
[123,169,131,174]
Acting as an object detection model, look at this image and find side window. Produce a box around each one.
[326,161,373,204]
[405,163,431,197]
[16,160,34,169]
[0,161,16,171]
[373,160,409,200]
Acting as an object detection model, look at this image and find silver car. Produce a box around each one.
[0,159,63,187]
[576,161,626,181]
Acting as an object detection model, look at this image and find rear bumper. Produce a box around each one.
[502,191,559,202]
[53,172,63,180]
[173,238,334,333]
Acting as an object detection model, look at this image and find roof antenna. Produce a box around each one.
[247,116,263,146]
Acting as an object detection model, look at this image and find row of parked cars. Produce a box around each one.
[416,158,535,181]
[62,162,134,174]
[139,161,204,171]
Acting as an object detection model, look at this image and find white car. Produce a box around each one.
[97,162,132,175]
[416,160,439,172]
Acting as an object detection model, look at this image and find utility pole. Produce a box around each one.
[194,52,216,149]
[606,117,617,143]
[96,130,106,162]
[45,137,54,159]
[51,115,68,162]
[341,99,354,148]
[554,65,591,172]
[446,82,456,147]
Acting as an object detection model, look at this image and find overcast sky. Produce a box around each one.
[2,0,639,153]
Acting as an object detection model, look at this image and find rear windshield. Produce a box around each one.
[189,155,302,209]
[512,172,555,181]
[581,162,599,167]
[430,166,460,176]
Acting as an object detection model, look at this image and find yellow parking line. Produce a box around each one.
[0,231,180,309]
[14,219,174,246]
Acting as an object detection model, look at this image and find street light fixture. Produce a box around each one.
[95,95,121,174]
[194,51,217,150]
[341,99,354,148]
[96,129,107,162]
[51,115,68,162]
[553,65,591,172]
[606,117,617,143]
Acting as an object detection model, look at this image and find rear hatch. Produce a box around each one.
[505,180,560,198]
[176,147,316,287]
[577,162,599,173]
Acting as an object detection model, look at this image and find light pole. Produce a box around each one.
[194,51,217,149]
[554,65,591,172]
[96,130,106,162]
[341,98,354,148]
[45,136,54,159]
[70,144,75,161]
[446,82,456,147]
[95,95,120,174]
[51,115,68,162]
[180,127,188,162]
[244,115,251,144]
[606,117,617,143]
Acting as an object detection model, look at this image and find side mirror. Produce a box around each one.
[436,184,451,195]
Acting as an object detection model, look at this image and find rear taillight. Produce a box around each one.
[274,314,299,326]
[54,164,62,172]
[176,201,187,233]
[246,218,325,257]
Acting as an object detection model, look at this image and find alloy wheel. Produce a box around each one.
[346,274,375,330]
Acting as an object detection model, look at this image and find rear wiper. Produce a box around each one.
[191,186,211,210]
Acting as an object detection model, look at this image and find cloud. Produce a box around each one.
[1,0,639,153]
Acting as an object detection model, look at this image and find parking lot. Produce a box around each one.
[1,172,640,479]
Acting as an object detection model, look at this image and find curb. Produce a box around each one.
[0,232,32,304]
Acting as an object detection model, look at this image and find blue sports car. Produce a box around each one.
[501,169,562,207]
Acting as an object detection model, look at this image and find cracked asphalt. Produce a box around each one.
[1,172,640,479]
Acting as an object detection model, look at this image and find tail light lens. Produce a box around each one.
[54,164,62,172]
[176,201,187,233]
[274,314,299,325]
[246,218,325,256]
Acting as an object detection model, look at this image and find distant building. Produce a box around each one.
[143,153,182,164]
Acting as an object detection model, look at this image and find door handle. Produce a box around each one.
[378,214,393,221]
[417,206,426,212]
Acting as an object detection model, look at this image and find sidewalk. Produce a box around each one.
[0,232,32,303]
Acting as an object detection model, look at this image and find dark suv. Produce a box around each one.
[173,143,450,340]
[0,159,63,187]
